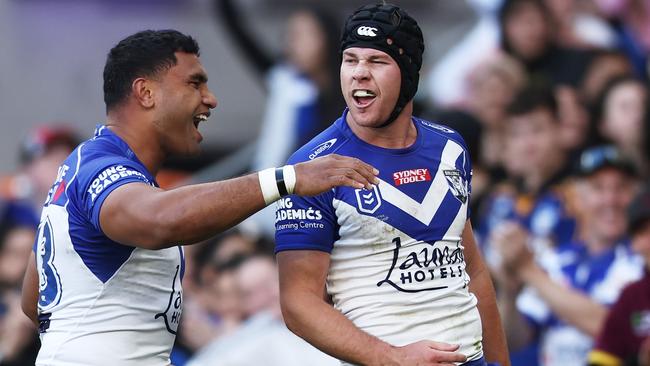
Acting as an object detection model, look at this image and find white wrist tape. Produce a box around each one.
[258,168,280,205]
[282,165,296,195]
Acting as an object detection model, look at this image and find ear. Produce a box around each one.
[131,78,156,108]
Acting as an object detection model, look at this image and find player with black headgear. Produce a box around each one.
[275,3,510,366]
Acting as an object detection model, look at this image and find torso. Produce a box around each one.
[35,125,184,366]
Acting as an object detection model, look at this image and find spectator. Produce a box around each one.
[498,0,593,88]
[493,145,644,366]
[591,75,649,178]
[215,0,344,171]
[477,84,577,260]
[187,255,337,366]
[589,184,650,366]
[0,224,38,365]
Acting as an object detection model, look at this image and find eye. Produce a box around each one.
[189,81,200,89]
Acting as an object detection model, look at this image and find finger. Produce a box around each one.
[335,156,379,186]
[350,158,380,185]
[429,351,467,363]
[336,167,374,190]
[334,173,365,190]
[424,341,460,352]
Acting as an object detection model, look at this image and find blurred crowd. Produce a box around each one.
[0,0,649,365]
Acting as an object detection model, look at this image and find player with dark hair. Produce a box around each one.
[20,29,378,365]
[275,4,509,366]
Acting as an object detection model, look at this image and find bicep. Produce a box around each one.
[99,182,165,248]
[21,251,38,326]
[277,250,330,300]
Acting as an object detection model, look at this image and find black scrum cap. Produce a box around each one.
[341,3,424,127]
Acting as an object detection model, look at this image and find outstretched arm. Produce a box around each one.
[100,154,378,249]
[277,250,467,366]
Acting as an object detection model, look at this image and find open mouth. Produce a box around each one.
[353,89,376,108]
[193,112,210,129]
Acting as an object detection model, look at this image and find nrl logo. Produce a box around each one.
[355,185,382,214]
[443,169,468,204]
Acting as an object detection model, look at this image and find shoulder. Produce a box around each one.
[287,119,349,164]
[414,117,469,151]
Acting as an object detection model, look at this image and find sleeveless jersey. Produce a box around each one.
[275,111,483,361]
[34,125,184,366]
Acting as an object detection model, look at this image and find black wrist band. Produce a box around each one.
[275,167,288,196]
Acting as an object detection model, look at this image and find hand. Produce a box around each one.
[293,154,379,196]
[385,340,467,366]
[491,222,534,277]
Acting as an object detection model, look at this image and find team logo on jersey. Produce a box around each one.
[443,170,468,204]
[355,185,382,214]
[376,237,467,293]
[356,25,378,38]
[309,138,337,160]
[393,168,431,186]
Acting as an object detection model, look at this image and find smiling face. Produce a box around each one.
[580,167,636,243]
[151,52,217,157]
[340,47,401,129]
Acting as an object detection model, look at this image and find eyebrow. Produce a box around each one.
[342,51,389,61]
[189,72,208,84]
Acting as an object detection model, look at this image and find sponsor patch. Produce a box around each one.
[376,237,467,293]
[421,121,455,134]
[275,197,325,230]
[392,168,431,186]
[309,138,337,160]
[87,165,149,202]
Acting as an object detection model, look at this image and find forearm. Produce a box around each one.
[469,267,511,366]
[521,265,607,336]
[282,292,396,366]
[153,174,266,243]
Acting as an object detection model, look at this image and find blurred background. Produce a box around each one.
[1,0,649,365]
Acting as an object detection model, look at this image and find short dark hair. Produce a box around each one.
[506,83,558,119]
[103,29,200,111]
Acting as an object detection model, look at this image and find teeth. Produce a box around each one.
[194,114,208,122]
[354,90,376,97]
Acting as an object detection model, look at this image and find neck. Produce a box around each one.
[105,109,165,175]
[347,104,416,149]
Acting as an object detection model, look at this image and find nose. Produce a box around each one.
[203,89,218,109]
[352,61,370,81]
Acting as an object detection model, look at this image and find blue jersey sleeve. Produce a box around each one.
[274,189,338,253]
[76,157,152,231]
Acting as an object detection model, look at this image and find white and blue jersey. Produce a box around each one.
[518,240,643,366]
[275,111,484,362]
[34,125,184,366]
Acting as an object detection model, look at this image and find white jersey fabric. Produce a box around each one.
[34,125,184,366]
[275,111,483,362]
